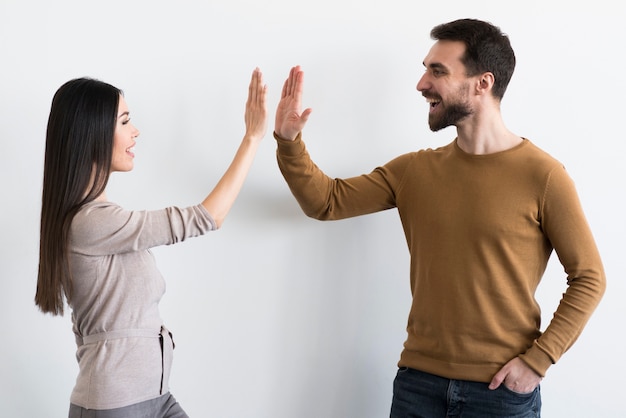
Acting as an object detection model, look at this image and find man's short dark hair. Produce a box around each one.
[431,18,516,100]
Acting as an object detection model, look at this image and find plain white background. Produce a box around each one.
[1,1,624,417]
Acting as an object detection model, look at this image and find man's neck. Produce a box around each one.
[454,110,521,155]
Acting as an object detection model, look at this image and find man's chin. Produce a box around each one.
[428,119,451,132]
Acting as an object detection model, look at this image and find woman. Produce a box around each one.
[35,68,267,417]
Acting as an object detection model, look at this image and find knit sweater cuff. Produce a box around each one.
[274,131,304,156]
[519,341,555,377]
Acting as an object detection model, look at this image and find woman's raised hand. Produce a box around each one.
[244,67,268,142]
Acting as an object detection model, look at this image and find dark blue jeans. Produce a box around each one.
[390,367,541,418]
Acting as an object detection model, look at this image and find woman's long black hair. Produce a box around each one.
[36,78,121,315]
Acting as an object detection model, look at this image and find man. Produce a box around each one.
[273,19,605,417]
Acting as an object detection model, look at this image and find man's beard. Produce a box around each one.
[428,100,473,132]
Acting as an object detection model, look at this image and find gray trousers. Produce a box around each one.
[68,393,188,418]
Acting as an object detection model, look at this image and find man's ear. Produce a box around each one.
[476,72,495,95]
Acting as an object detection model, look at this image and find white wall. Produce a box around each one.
[1,1,623,416]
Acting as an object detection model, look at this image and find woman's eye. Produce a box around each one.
[122,118,131,125]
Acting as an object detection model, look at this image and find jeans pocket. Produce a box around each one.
[496,384,541,416]
[501,383,537,397]
[397,367,410,375]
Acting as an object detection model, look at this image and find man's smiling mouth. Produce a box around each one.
[425,97,441,111]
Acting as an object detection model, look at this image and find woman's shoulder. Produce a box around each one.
[75,200,124,221]
[71,200,130,237]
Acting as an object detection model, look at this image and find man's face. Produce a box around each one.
[416,40,475,131]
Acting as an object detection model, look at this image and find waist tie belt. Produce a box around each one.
[76,326,175,395]
[76,328,161,346]
[159,326,174,395]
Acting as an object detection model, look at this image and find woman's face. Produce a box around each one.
[111,95,139,172]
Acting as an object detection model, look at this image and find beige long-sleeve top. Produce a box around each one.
[276,133,605,382]
[68,201,216,409]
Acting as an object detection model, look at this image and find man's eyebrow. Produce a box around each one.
[424,62,447,71]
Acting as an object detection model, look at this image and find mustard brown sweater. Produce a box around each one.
[276,133,605,382]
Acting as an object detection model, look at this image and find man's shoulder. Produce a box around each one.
[412,139,456,158]
[519,139,564,167]
[385,142,451,166]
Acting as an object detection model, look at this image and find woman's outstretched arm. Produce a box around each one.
[201,68,268,228]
